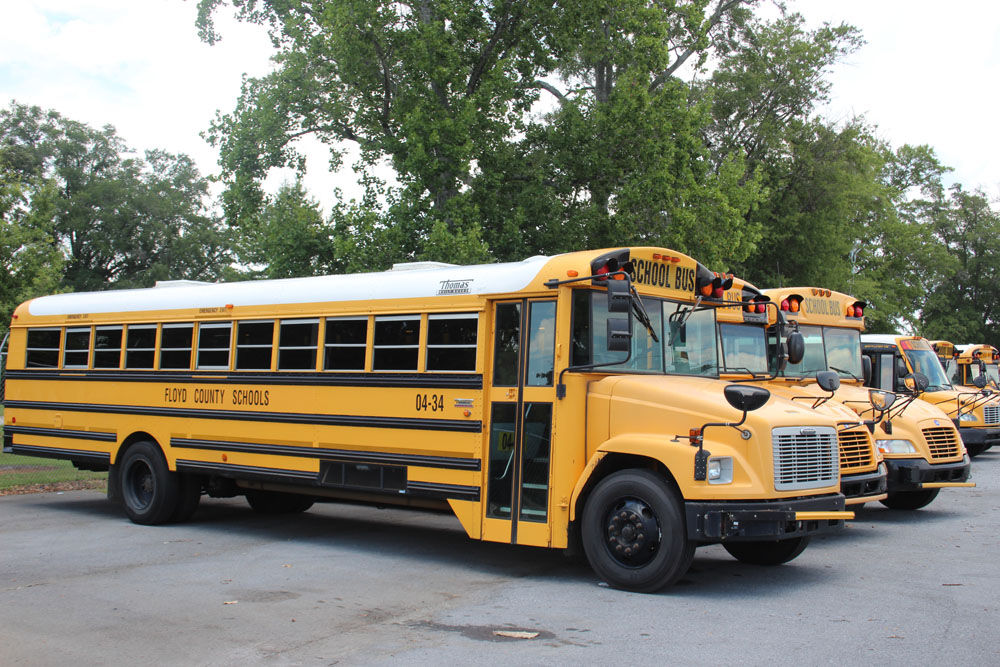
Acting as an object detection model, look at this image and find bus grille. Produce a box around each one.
[772,427,839,491]
[923,427,962,460]
[838,428,875,473]
[983,405,1000,425]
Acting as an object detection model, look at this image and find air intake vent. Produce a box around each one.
[838,428,875,473]
[772,426,839,491]
[922,427,962,460]
[982,405,1000,425]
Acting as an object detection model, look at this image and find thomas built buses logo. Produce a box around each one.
[438,279,472,295]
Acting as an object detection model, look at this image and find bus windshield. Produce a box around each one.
[902,348,952,391]
[718,323,768,375]
[779,325,862,379]
[571,290,718,377]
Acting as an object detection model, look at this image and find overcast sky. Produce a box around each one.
[3,0,999,213]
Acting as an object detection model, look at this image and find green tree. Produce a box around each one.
[0,102,232,295]
[249,180,336,278]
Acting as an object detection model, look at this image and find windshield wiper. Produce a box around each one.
[721,366,767,380]
[629,284,659,343]
[830,366,860,382]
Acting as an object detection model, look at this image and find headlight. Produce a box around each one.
[959,412,979,422]
[707,457,733,484]
[876,439,917,454]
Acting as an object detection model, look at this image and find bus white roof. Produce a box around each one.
[861,334,910,345]
[27,255,554,316]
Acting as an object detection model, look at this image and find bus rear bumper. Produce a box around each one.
[885,455,971,493]
[685,495,850,543]
[841,464,888,504]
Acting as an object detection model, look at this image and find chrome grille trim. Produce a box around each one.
[772,426,839,491]
[922,426,962,460]
[983,405,1000,425]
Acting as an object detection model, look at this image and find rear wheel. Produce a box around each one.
[119,441,180,525]
[245,490,315,514]
[723,537,810,565]
[581,469,693,593]
[880,488,939,510]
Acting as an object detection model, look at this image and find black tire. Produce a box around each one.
[880,488,940,510]
[965,442,987,457]
[581,469,694,593]
[245,490,315,514]
[170,474,202,523]
[119,441,180,525]
[723,537,811,566]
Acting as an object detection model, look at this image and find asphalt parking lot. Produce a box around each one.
[2,450,999,665]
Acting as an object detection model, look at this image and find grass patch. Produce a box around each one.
[0,405,107,493]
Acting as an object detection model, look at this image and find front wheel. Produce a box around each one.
[119,441,180,525]
[880,488,939,510]
[723,537,810,565]
[965,442,988,457]
[581,469,693,593]
[245,490,315,514]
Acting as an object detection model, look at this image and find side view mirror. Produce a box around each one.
[862,356,872,384]
[903,372,929,393]
[895,357,909,379]
[786,332,805,365]
[606,317,632,352]
[724,384,771,413]
[869,389,896,412]
[815,370,841,393]
[974,374,988,389]
[606,278,631,313]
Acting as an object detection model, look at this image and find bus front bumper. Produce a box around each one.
[842,464,888,504]
[958,426,1000,451]
[685,495,852,543]
[885,455,971,493]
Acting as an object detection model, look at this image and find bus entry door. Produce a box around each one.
[483,299,557,546]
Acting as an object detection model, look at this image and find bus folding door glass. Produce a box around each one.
[236,320,274,370]
[160,324,194,369]
[324,318,367,371]
[879,353,894,391]
[25,328,60,368]
[93,326,123,369]
[278,320,318,370]
[492,303,520,386]
[125,325,156,369]
[526,301,555,386]
[427,314,477,372]
[519,403,552,522]
[373,316,420,371]
[197,323,232,370]
[63,328,91,368]
[487,403,517,519]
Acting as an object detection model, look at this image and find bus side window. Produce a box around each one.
[64,327,91,369]
[278,319,319,370]
[373,315,420,371]
[94,326,124,369]
[125,325,157,369]
[324,317,367,371]
[879,353,895,391]
[25,328,61,368]
[236,320,275,370]
[160,324,194,369]
[426,313,477,372]
[197,322,232,370]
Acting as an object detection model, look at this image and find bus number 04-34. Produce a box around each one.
[415,393,445,412]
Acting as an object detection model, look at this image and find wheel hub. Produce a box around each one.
[605,498,661,567]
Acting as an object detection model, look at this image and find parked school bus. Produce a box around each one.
[714,282,887,505]
[762,289,972,510]
[1,248,854,592]
[931,340,959,384]
[951,344,1000,390]
[862,335,998,459]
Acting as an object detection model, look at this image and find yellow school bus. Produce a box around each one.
[930,340,958,383]
[2,247,854,592]
[862,335,999,459]
[763,290,973,510]
[715,283,887,505]
[952,344,1000,390]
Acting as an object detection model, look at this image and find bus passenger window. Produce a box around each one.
[94,326,124,369]
[324,318,367,371]
[197,322,232,370]
[160,324,194,369]
[427,314,477,372]
[63,328,91,368]
[236,320,275,370]
[25,328,61,368]
[493,303,521,386]
[278,319,318,370]
[373,316,420,371]
[125,325,156,369]
[879,353,894,391]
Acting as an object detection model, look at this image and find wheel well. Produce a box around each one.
[572,453,681,524]
[116,432,161,464]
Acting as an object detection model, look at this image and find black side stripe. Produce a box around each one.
[4,400,482,433]
[175,459,480,502]
[4,369,483,390]
[171,437,481,471]
[10,443,110,465]
[4,425,117,442]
